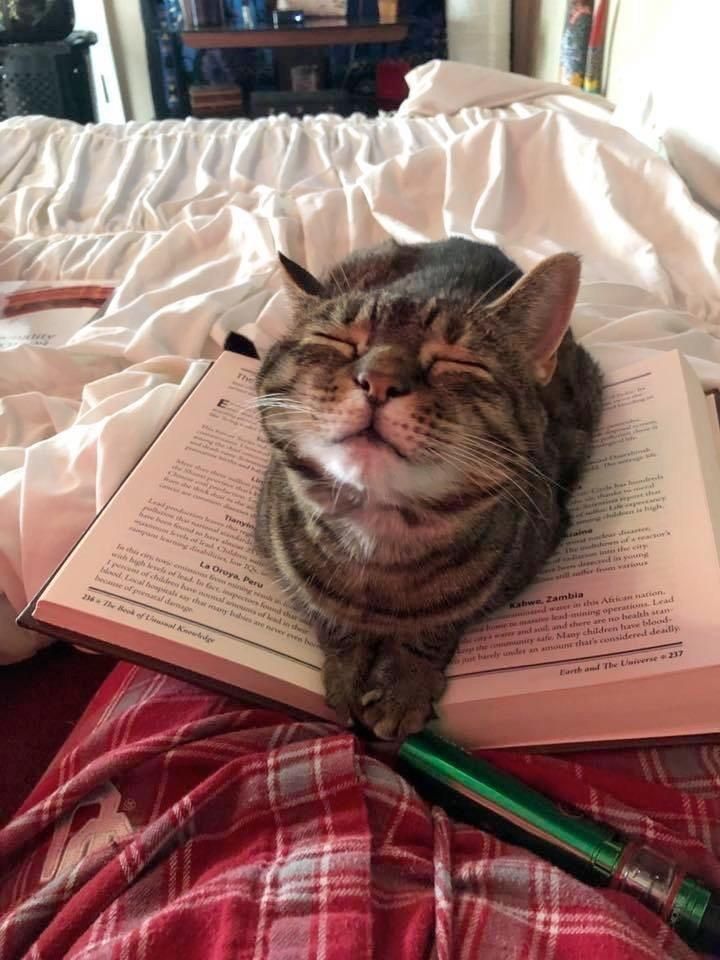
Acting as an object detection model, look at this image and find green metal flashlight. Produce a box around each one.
[398,730,720,954]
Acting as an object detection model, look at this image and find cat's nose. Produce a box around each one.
[355,370,411,405]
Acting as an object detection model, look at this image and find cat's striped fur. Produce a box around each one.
[255,238,603,739]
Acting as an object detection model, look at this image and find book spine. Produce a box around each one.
[559,0,595,88]
[583,0,608,94]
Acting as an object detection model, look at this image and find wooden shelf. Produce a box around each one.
[181,18,408,49]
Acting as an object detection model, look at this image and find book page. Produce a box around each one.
[35,352,323,697]
[445,351,720,705]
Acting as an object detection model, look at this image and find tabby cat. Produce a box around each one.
[255,238,603,739]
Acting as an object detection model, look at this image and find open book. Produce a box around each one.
[18,349,720,749]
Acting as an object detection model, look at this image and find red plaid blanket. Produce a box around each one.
[0,664,717,959]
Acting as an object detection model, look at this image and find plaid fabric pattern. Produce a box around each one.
[0,665,717,959]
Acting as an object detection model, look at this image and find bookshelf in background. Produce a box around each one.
[141,0,446,119]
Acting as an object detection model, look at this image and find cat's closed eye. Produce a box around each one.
[428,357,493,378]
[308,331,358,359]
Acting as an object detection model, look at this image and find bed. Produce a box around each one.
[1,60,720,958]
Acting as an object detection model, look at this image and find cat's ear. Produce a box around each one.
[489,253,581,385]
[278,252,325,301]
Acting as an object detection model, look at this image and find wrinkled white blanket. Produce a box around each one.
[1,60,719,662]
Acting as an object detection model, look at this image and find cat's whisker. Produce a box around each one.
[257,411,314,428]
[337,263,351,293]
[425,440,504,484]
[255,394,306,403]
[258,415,317,451]
[465,267,519,315]
[258,407,315,419]
[261,418,317,439]
[438,458,543,536]
[332,479,344,511]
[256,400,314,413]
[259,411,315,422]
[452,451,547,520]
[257,402,316,416]
[257,403,320,422]
[451,465,545,535]
[223,394,291,419]
[255,390,317,405]
[220,394,315,437]
[426,441,548,530]
[253,394,307,407]
[421,443,501,497]
[450,441,554,498]
[445,431,565,493]
[455,431,543,467]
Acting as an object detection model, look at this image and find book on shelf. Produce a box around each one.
[18,348,720,749]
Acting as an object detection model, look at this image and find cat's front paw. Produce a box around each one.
[322,647,373,727]
[323,654,357,727]
[359,648,446,740]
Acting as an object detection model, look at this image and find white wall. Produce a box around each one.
[105,0,155,122]
[75,0,155,122]
[446,0,512,72]
[513,0,718,108]
[73,0,127,122]
[602,0,719,106]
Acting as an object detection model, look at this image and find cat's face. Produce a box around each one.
[257,250,580,507]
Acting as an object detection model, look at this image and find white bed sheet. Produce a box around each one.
[1,60,719,661]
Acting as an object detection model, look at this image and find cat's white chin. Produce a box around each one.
[300,435,458,504]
